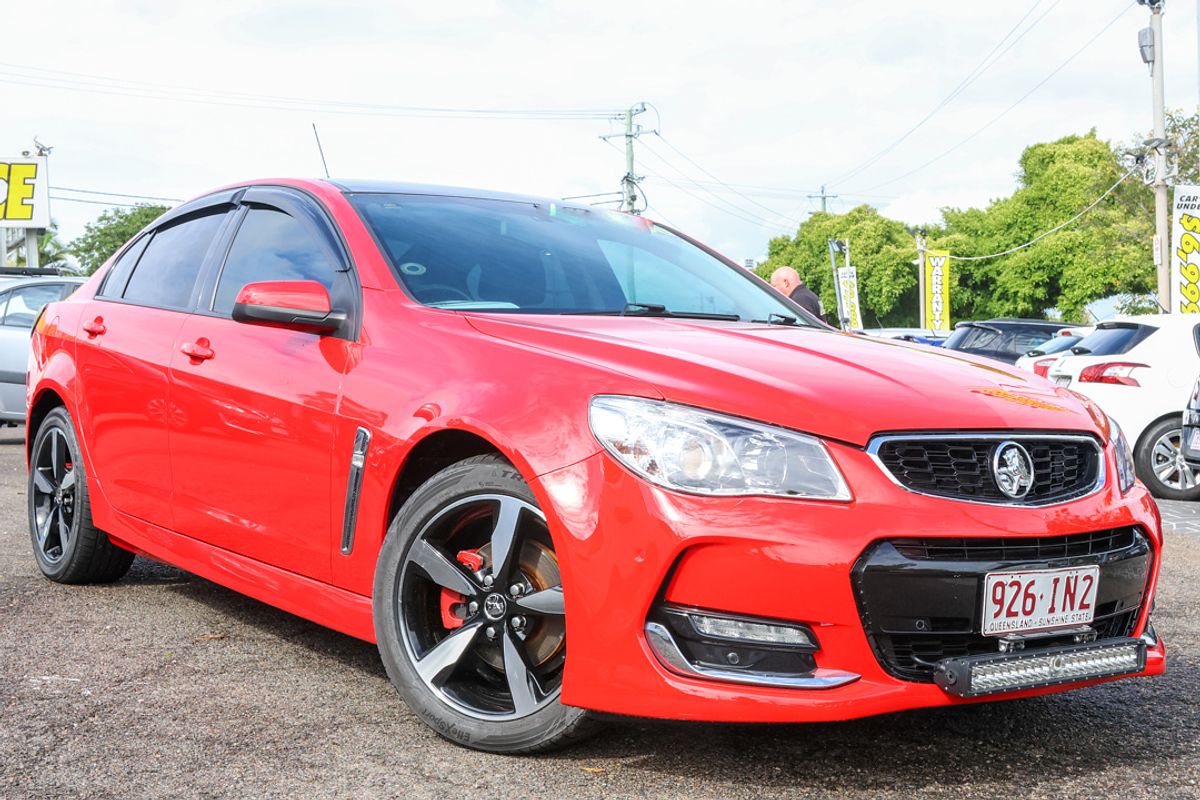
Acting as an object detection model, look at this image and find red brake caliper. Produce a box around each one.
[439,550,483,630]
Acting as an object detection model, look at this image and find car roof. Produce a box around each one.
[955,318,1063,330]
[0,274,84,288]
[325,179,558,206]
[1099,313,1200,330]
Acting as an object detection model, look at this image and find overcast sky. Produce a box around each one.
[8,0,1200,263]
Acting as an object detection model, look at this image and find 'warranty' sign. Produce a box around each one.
[923,250,951,332]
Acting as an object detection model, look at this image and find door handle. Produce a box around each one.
[180,339,215,361]
[82,318,106,337]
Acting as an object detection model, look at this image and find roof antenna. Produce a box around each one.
[311,122,331,178]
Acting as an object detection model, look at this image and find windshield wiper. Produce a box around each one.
[750,312,799,326]
[621,302,668,316]
[564,303,741,321]
[1070,346,1092,355]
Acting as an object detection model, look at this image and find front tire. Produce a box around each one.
[1135,417,1200,501]
[29,407,134,583]
[373,454,596,753]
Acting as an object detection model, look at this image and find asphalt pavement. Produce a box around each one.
[1,424,1198,799]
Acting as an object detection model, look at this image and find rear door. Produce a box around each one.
[167,188,358,580]
[74,206,233,526]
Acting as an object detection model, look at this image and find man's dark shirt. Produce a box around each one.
[789,285,822,318]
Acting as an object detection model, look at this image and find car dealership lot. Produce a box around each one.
[1,425,1198,800]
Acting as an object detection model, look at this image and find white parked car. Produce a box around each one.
[1047,314,1200,500]
[1014,326,1093,377]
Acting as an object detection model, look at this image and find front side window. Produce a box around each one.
[212,207,342,315]
[4,284,64,328]
[348,194,805,323]
[122,210,227,310]
[99,235,149,298]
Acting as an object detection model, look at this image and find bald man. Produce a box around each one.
[770,266,822,318]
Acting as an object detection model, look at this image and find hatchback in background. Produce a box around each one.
[1014,326,1093,377]
[942,319,1063,364]
[0,274,83,424]
[861,327,948,346]
[1183,376,1200,468]
[1048,315,1200,500]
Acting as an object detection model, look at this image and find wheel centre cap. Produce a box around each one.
[483,593,507,621]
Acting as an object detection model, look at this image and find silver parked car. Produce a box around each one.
[0,274,84,423]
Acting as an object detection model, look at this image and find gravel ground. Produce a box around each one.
[1,424,1198,799]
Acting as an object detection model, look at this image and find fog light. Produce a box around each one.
[935,639,1145,697]
[687,612,815,648]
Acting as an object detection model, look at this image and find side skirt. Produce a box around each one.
[106,509,376,643]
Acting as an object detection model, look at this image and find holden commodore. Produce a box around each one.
[26,179,1163,752]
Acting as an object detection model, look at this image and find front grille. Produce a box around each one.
[852,529,1152,683]
[872,434,1102,506]
[891,528,1136,562]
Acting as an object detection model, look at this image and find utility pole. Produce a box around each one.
[907,227,928,329]
[1140,0,1171,308]
[601,103,651,213]
[808,185,838,214]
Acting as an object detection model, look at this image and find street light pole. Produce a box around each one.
[1142,0,1171,308]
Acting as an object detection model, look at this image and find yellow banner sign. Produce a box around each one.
[0,157,50,229]
[1171,186,1200,314]
[923,250,951,332]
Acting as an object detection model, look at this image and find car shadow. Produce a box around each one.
[0,424,26,447]
[121,555,1194,790]
[123,556,388,680]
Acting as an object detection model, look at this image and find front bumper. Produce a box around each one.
[532,442,1164,723]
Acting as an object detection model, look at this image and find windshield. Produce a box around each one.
[348,194,808,323]
[1027,334,1081,356]
[1071,323,1157,355]
[944,324,1053,358]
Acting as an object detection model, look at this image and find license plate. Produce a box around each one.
[982,566,1099,636]
[1053,375,1071,387]
[1189,427,1200,453]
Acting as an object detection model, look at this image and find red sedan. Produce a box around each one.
[26,179,1163,752]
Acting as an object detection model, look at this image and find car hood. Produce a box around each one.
[466,315,1106,447]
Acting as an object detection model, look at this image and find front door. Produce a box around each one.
[167,192,358,581]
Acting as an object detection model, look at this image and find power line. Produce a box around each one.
[830,0,1059,187]
[0,62,623,121]
[636,150,795,230]
[49,195,146,208]
[51,185,182,203]
[945,163,1138,261]
[647,132,798,223]
[849,2,1134,193]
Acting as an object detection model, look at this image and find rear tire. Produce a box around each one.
[28,407,134,583]
[373,454,597,753]
[1135,417,1200,501]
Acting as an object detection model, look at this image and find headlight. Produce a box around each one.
[588,395,851,500]
[1109,415,1136,494]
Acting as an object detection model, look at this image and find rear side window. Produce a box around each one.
[1072,324,1156,356]
[212,207,342,315]
[122,211,227,310]
[4,284,63,328]
[98,235,149,298]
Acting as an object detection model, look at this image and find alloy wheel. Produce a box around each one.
[397,493,566,721]
[31,428,77,565]
[1151,428,1199,492]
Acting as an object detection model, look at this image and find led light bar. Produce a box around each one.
[935,639,1145,697]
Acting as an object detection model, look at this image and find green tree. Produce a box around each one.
[758,205,919,326]
[69,204,168,274]
[11,221,72,271]
[935,131,1153,322]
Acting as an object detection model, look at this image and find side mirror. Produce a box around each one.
[231,280,347,334]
